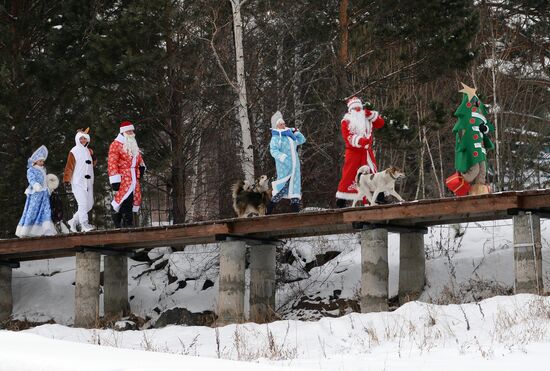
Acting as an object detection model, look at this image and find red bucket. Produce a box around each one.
[446,172,470,196]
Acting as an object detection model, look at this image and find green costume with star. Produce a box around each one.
[453,94,495,173]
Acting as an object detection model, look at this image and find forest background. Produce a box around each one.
[0,0,548,237]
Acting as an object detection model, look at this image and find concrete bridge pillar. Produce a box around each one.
[360,228,389,312]
[249,244,276,323]
[217,240,246,325]
[399,232,426,304]
[103,255,129,320]
[0,265,12,322]
[74,251,100,328]
[513,212,543,294]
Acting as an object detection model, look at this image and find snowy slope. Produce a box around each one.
[0,330,311,371]
[3,294,550,371]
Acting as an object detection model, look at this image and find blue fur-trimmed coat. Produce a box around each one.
[269,129,306,199]
[15,166,56,237]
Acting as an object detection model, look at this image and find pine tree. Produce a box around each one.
[0,1,74,236]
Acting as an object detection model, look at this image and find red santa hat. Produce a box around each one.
[346,96,363,111]
[119,121,135,134]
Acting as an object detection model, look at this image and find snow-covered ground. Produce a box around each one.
[0,330,310,371]
[2,295,550,370]
[2,219,550,370]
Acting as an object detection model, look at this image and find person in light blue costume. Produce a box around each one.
[15,145,57,238]
[268,111,306,214]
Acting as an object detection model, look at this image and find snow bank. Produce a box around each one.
[3,294,550,370]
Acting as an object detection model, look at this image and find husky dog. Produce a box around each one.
[231,175,272,217]
[352,166,406,207]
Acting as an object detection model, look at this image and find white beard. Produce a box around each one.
[123,133,140,157]
[348,109,371,137]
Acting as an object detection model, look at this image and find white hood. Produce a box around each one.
[75,131,90,147]
[70,131,94,188]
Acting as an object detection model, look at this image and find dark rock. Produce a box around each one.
[202,279,214,290]
[114,320,138,331]
[152,259,169,270]
[279,249,295,265]
[153,307,217,328]
[304,251,341,272]
[291,295,359,318]
[167,268,178,285]
[131,249,153,263]
[330,289,342,300]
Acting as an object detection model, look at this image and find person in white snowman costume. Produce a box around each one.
[63,128,96,232]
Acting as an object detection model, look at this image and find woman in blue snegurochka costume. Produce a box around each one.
[268,111,306,214]
[15,145,57,238]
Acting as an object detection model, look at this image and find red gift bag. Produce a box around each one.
[446,172,471,196]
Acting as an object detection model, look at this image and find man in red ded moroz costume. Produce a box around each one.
[336,96,385,208]
[108,120,146,228]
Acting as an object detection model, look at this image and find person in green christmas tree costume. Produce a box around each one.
[453,83,495,195]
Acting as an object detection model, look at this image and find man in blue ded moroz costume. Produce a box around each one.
[15,145,57,237]
[268,111,306,214]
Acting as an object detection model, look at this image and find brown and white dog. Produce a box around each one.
[351,166,406,207]
[231,175,272,217]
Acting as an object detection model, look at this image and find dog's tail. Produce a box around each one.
[231,180,245,199]
[356,165,371,185]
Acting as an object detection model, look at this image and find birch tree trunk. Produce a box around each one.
[230,0,255,183]
[437,132,445,195]
[415,106,425,200]
[423,127,443,198]
[293,46,304,129]
[276,39,284,108]
[188,135,202,221]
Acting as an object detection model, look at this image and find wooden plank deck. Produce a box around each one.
[1,190,549,262]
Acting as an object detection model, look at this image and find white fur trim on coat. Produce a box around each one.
[335,191,361,201]
[120,124,135,133]
[365,110,379,121]
[109,174,121,184]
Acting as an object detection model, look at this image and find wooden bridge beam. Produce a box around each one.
[0,265,12,322]
[398,232,426,304]
[360,227,389,312]
[217,239,246,325]
[74,251,100,328]
[513,212,544,294]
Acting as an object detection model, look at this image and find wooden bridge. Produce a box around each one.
[1,190,549,327]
